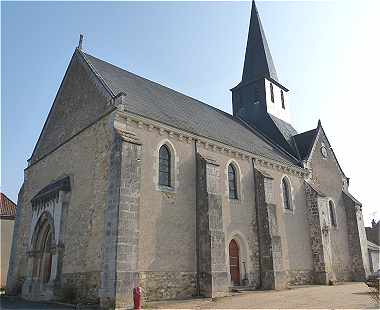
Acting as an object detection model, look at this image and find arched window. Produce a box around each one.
[281,90,285,109]
[329,200,337,227]
[228,164,238,199]
[159,145,171,187]
[270,83,275,103]
[282,177,292,210]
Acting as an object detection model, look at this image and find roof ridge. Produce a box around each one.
[83,52,239,121]
[293,127,318,138]
[78,49,116,97]
[0,192,16,205]
[0,192,17,218]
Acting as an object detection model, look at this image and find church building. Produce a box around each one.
[7,2,370,309]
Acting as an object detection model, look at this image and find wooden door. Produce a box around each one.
[229,240,240,286]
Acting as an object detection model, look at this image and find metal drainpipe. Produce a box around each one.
[252,158,263,289]
[194,139,200,296]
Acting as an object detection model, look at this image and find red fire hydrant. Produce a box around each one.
[133,286,142,310]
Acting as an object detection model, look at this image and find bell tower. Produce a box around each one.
[231,1,296,155]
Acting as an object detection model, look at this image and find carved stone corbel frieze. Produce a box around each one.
[115,128,142,145]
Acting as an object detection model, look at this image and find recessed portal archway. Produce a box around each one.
[229,239,240,286]
[31,215,54,284]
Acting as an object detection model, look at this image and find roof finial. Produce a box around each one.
[78,34,84,50]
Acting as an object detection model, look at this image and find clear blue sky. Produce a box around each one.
[2,1,379,224]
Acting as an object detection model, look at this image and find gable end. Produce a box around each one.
[29,49,115,165]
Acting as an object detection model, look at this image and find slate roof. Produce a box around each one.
[306,182,326,197]
[81,51,300,168]
[367,240,380,251]
[342,190,362,206]
[0,193,16,220]
[293,128,318,160]
[269,114,298,144]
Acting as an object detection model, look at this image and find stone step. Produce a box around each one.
[229,286,256,293]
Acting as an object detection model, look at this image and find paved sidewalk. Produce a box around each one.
[0,296,98,310]
[0,297,72,309]
[146,283,379,309]
[0,283,377,309]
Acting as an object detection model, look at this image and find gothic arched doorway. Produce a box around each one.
[31,215,54,284]
[229,239,240,286]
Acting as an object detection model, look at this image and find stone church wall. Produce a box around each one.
[30,50,114,164]
[308,131,353,281]
[126,117,262,299]
[199,146,260,289]
[274,171,313,285]
[126,114,329,295]
[257,168,314,286]
[128,120,197,301]
[7,113,114,302]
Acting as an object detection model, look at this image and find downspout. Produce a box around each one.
[194,139,200,296]
[252,158,263,289]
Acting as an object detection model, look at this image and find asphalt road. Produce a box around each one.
[1,296,75,310]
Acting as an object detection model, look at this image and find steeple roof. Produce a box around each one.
[242,0,278,83]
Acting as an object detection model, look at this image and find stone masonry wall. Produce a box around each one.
[198,147,260,290]
[254,169,288,290]
[139,271,196,301]
[100,109,143,309]
[345,200,370,281]
[61,271,101,302]
[31,50,113,164]
[196,154,229,298]
[6,112,114,302]
[307,129,353,281]
[304,182,336,284]
[287,270,313,286]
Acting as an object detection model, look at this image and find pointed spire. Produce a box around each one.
[242,1,278,83]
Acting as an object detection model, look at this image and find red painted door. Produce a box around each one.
[229,240,240,286]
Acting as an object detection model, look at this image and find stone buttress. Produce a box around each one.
[343,194,370,281]
[304,182,334,284]
[100,105,143,310]
[254,169,288,290]
[196,154,229,297]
